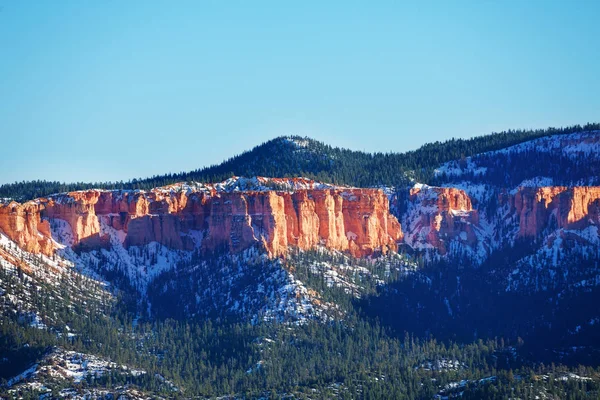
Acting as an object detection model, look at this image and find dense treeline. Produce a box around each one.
[3,252,600,399]
[358,240,600,368]
[2,123,598,201]
[146,247,412,322]
[431,134,600,188]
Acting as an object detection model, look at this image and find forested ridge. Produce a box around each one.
[2,123,599,201]
[2,248,600,399]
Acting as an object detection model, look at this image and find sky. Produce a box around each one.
[1,0,599,184]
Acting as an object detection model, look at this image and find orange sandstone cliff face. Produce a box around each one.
[402,185,600,257]
[0,201,54,256]
[405,186,479,254]
[0,184,403,258]
[45,191,102,246]
[409,186,474,212]
[2,181,600,260]
[511,186,600,237]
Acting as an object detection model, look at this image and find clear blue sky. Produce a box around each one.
[1,1,599,184]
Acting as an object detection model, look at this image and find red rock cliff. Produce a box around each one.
[0,201,54,256]
[0,182,403,258]
[406,186,479,254]
[512,186,600,237]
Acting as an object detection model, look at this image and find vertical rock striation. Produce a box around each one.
[511,186,600,237]
[0,179,403,258]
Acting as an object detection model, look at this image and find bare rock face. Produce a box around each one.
[44,191,102,245]
[202,189,402,257]
[2,176,598,263]
[400,184,600,257]
[511,187,600,237]
[405,186,479,255]
[409,186,474,212]
[0,179,403,258]
[568,187,600,226]
[0,201,54,256]
[340,189,403,257]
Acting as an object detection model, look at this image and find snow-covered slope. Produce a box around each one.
[148,247,416,324]
[0,232,113,336]
[5,347,177,399]
[395,131,600,299]
[434,131,600,187]
[140,176,347,196]
[400,183,496,264]
[435,131,600,178]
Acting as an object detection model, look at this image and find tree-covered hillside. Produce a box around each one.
[2,123,599,201]
[3,246,600,399]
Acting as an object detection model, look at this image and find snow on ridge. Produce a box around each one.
[156,176,350,196]
[14,177,352,204]
[484,130,600,158]
[280,136,311,149]
[434,131,600,179]
[440,181,493,204]
[5,347,178,395]
[509,177,555,194]
[409,183,440,200]
[208,176,346,193]
[516,176,554,188]
[434,157,488,178]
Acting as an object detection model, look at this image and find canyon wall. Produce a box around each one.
[403,185,600,256]
[0,186,402,258]
[3,181,598,260]
[0,201,54,255]
[511,187,600,237]
[405,186,479,254]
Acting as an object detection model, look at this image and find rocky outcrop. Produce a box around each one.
[402,185,600,257]
[0,201,54,256]
[3,178,599,262]
[409,186,474,212]
[568,187,600,225]
[404,186,479,255]
[0,180,403,258]
[44,192,102,246]
[511,187,600,237]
